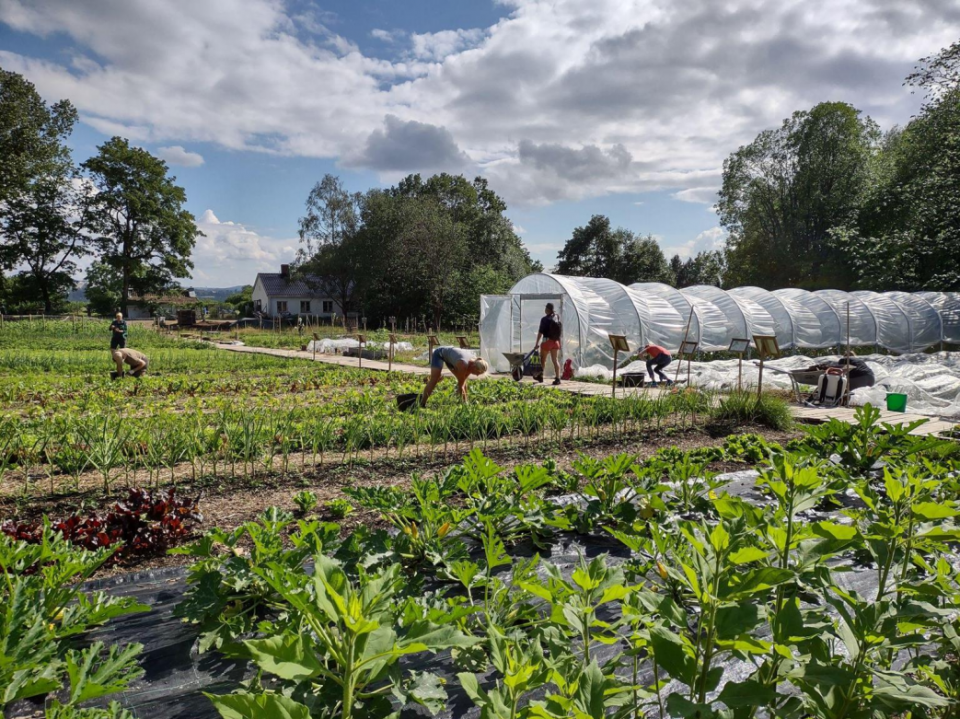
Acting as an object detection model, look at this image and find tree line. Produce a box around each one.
[0,68,199,314]
[294,173,539,329]
[552,213,725,288]
[719,40,960,291]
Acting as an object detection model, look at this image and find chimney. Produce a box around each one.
[280,264,290,278]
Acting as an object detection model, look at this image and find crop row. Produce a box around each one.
[1,388,716,496]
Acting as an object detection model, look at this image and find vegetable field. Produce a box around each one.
[3,320,960,718]
[0,322,724,502]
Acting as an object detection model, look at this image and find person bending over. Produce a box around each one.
[533,302,563,385]
[112,348,148,379]
[109,312,127,350]
[421,346,488,405]
[639,344,673,387]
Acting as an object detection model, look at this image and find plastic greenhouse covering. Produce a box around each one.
[918,292,960,343]
[479,274,960,372]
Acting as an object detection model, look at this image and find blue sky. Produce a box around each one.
[2,0,957,286]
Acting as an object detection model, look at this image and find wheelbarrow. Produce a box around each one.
[756,364,823,403]
[502,350,543,382]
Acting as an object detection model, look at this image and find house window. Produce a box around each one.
[276,301,288,313]
[254,299,261,311]
[322,300,334,314]
[300,300,311,313]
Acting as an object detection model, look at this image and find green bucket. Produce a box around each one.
[886,393,908,413]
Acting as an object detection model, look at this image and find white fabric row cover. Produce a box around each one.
[479,274,960,370]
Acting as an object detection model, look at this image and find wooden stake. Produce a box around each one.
[611,347,619,399]
[676,308,694,384]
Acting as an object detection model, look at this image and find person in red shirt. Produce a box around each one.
[638,344,673,387]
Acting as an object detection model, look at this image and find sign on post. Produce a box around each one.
[728,338,750,391]
[752,335,781,397]
[608,334,630,398]
[676,340,699,385]
[356,334,367,369]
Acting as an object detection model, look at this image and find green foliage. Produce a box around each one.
[710,390,794,431]
[719,101,880,289]
[297,172,537,329]
[324,498,354,519]
[0,524,147,717]
[81,137,200,315]
[161,420,960,718]
[555,214,672,284]
[0,68,86,313]
[208,556,478,719]
[293,490,318,515]
[172,509,341,653]
[670,250,726,288]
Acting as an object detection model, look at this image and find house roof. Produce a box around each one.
[256,273,330,299]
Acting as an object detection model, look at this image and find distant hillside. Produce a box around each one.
[66,284,246,303]
[191,286,246,302]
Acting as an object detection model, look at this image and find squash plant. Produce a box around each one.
[0,525,147,719]
[207,556,478,719]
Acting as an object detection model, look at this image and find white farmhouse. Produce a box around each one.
[251,264,341,319]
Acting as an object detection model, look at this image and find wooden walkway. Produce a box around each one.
[216,343,956,438]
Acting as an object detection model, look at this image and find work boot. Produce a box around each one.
[648,381,659,388]
[552,378,561,386]
[664,379,674,386]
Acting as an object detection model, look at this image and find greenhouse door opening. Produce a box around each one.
[479,294,565,373]
[518,294,564,359]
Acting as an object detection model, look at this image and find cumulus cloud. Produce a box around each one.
[371,28,403,43]
[1,0,958,206]
[192,209,297,285]
[662,226,728,259]
[351,114,469,172]
[156,145,204,167]
[410,28,485,61]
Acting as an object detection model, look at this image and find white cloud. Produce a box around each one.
[410,28,485,61]
[1,0,958,207]
[156,145,204,167]
[662,226,728,259]
[512,223,527,235]
[672,187,717,205]
[371,28,403,43]
[191,209,296,285]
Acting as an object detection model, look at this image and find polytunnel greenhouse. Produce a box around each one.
[478,273,960,372]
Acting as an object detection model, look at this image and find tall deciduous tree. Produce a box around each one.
[298,173,537,328]
[718,102,879,289]
[296,174,363,317]
[556,215,670,284]
[838,41,960,290]
[672,250,726,288]
[82,138,199,315]
[0,68,89,312]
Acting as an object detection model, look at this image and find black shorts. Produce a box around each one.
[111,335,127,350]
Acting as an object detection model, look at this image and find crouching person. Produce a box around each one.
[111,348,149,379]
